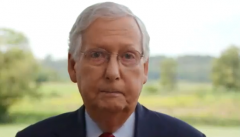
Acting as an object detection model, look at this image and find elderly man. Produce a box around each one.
[16,2,206,137]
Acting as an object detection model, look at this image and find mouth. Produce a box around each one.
[100,90,123,96]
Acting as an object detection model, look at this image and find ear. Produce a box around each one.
[68,53,77,83]
[143,58,149,84]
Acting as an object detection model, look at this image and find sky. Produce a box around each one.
[0,0,240,59]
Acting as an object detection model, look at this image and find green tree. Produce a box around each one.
[0,28,29,50]
[160,58,178,90]
[0,28,40,121]
[36,67,60,83]
[211,45,240,91]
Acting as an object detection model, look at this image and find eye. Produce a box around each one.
[120,51,141,66]
[90,51,104,58]
[123,52,135,59]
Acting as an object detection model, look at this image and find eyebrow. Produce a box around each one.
[90,43,142,52]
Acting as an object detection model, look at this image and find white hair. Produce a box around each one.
[68,2,150,62]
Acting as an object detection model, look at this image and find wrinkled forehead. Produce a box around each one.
[81,17,142,52]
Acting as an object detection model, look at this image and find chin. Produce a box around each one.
[97,100,126,113]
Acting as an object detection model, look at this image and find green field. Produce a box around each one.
[8,82,240,126]
[1,82,240,137]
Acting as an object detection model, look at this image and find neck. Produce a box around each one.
[86,106,134,133]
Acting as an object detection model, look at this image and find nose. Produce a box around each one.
[104,56,120,81]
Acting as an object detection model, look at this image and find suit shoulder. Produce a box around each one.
[16,110,78,137]
[142,106,206,137]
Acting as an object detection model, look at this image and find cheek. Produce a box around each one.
[122,67,144,99]
[76,63,104,98]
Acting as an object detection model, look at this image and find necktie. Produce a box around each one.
[99,132,115,137]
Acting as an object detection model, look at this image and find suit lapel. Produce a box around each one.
[57,103,155,137]
[134,103,152,137]
[77,105,86,137]
[76,103,147,137]
[56,105,86,137]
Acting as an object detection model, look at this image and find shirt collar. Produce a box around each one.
[85,110,135,137]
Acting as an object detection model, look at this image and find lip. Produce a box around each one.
[101,90,121,93]
[100,90,123,96]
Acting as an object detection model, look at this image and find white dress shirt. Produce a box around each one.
[85,110,135,137]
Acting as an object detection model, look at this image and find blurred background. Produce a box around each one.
[0,0,240,137]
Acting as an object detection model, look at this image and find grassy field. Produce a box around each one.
[0,124,239,137]
[1,82,240,137]
[8,82,240,126]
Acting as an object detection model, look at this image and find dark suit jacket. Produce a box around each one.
[16,103,206,137]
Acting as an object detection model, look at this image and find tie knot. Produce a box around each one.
[99,132,115,137]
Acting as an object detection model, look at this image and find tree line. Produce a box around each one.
[160,46,240,91]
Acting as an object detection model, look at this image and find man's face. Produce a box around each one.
[68,17,148,112]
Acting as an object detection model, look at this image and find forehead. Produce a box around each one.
[82,16,142,51]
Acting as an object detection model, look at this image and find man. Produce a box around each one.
[16,2,206,137]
